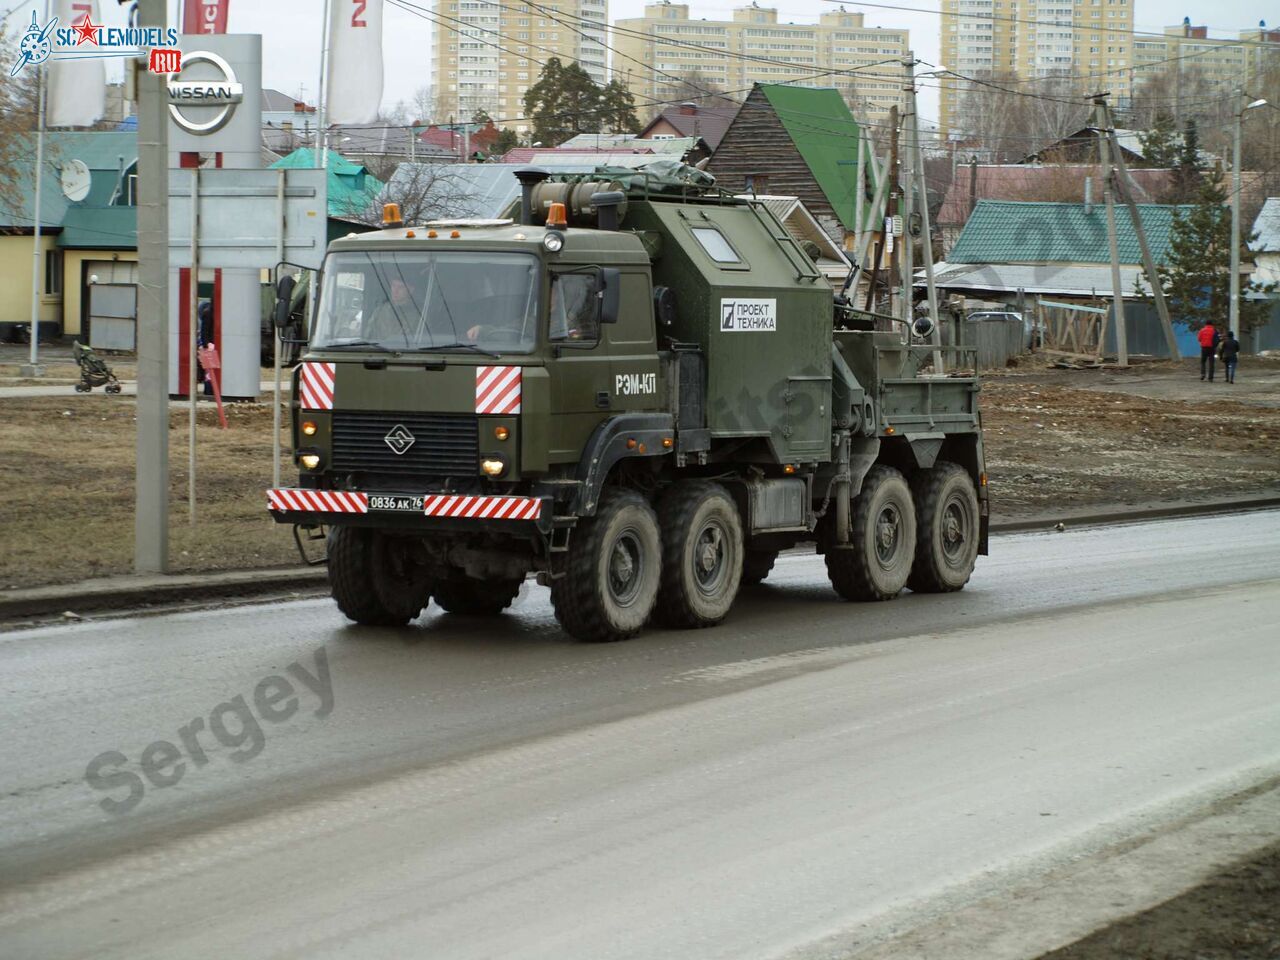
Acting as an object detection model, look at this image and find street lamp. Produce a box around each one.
[1230,94,1268,338]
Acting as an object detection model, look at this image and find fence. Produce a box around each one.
[941,318,1027,370]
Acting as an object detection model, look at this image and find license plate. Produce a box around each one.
[368,494,425,512]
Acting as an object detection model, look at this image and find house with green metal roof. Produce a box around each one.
[0,131,138,340]
[269,149,384,243]
[934,198,1203,357]
[705,84,881,247]
[934,198,1193,301]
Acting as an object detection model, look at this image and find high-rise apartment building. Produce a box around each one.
[939,0,1136,137]
[432,0,608,133]
[1131,19,1280,102]
[612,3,910,125]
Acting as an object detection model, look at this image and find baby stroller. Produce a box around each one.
[72,340,123,394]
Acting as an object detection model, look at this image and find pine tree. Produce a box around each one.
[522,58,603,146]
[599,80,640,134]
[1169,119,1203,202]
[1145,176,1276,335]
[1137,111,1180,169]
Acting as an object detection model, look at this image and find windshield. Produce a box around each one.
[312,250,540,353]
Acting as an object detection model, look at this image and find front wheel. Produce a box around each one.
[655,481,744,628]
[826,465,916,601]
[551,489,662,642]
[908,462,980,593]
[328,527,431,626]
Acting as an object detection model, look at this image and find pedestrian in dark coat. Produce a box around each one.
[1219,330,1240,384]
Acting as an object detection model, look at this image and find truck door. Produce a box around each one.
[606,270,661,414]
[545,269,613,464]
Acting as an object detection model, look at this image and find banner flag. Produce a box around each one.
[183,0,230,34]
[47,0,105,128]
[326,0,384,125]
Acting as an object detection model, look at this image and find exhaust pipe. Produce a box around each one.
[593,190,626,231]
[514,168,551,226]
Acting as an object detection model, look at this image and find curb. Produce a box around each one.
[3,495,1278,623]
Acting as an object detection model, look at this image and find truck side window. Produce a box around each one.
[549,272,600,343]
[690,227,740,264]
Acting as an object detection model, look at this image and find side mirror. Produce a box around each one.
[599,267,621,325]
[912,313,936,340]
[273,275,297,331]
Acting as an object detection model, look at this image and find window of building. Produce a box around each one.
[44,250,62,296]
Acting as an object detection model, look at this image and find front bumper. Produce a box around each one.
[267,488,550,533]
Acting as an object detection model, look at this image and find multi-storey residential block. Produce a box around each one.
[612,3,910,125]
[1132,19,1280,106]
[432,0,608,134]
[939,0,1136,137]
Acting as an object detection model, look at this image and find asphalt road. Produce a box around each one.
[2,512,1279,959]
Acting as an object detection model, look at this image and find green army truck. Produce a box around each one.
[268,167,988,642]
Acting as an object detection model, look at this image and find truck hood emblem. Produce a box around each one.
[383,424,416,455]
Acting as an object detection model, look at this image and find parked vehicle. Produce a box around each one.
[268,167,989,641]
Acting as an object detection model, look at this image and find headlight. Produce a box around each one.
[301,420,318,436]
[542,231,564,253]
[299,453,321,470]
[480,458,506,477]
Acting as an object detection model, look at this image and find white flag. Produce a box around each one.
[326,0,384,125]
[47,0,106,127]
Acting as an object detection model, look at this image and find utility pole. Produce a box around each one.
[22,7,48,379]
[908,59,945,372]
[901,56,915,336]
[134,0,170,573]
[1094,96,1128,366]
[884,104,900,320]
[1230,88,1244,339]
[1099,99,1179,358]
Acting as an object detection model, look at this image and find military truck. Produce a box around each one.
[268,166,988,642]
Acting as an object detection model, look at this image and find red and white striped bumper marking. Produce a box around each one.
[422,494,542,521]
[475,365,522,415]
[268,488,368,513]
[299,362,336,411]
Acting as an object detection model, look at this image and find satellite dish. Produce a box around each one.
[60,159,91,203]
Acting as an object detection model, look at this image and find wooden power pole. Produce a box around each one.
[1093,95,1128,366]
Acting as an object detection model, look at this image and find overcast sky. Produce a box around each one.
[3,0,1271,124]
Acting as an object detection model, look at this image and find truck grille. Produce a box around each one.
[331,411,478,477]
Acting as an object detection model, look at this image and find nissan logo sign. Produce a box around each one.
[167,50,243,135]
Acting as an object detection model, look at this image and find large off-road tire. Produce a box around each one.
[826,465,916,601]
[654,481,744,628]
[328,526,430,626]
[432,576,522,615]
[907,461,980,593]
[741,549,778,585]
[551,489,662,642]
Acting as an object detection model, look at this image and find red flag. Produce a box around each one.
[183,0,229,34]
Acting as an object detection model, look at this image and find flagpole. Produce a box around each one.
[24,1,50,378]
[317,0,332,171]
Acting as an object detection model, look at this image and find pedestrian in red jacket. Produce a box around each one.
[1198,322,1220,381]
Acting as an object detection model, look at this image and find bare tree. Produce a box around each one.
[338,163,481,227]
[953,71,1089,163]
[392,85,440,126]
[0,29,46,224]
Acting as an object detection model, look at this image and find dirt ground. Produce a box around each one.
[980,355,1280,519]
[1037,842,1280,960]
[1,354,1278,589]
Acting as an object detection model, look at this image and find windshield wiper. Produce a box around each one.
[321,339,394,351]
[414,342,501,358]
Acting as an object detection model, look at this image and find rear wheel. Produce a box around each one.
[655,481,744,628]
[826,465,916,601]
[433,576,522,615]
[741,549,778,585]
[907,462,980,593]
[328,527,431,626]
[551,489,662,642]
